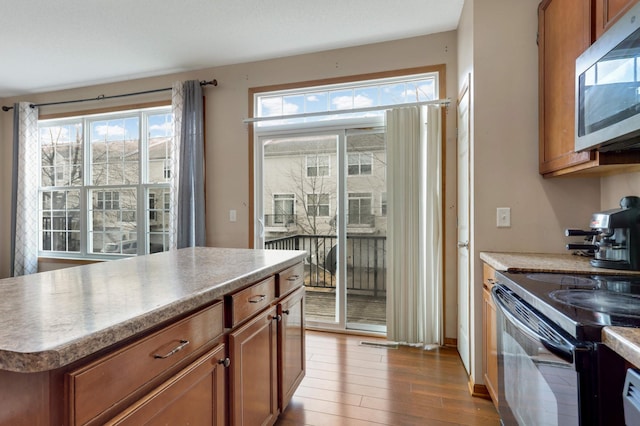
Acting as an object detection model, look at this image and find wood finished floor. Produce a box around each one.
[275,330,500,426]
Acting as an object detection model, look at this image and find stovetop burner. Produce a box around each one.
[525,273,599,287]
[549,289,640,318]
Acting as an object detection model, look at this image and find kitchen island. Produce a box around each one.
[0,247,307,425]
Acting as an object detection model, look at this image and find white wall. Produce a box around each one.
[458,0,602,386]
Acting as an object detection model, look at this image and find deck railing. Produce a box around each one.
[265,234,386,297]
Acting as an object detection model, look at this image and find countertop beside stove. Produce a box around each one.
[480,251,640,369]
[603,327,640,368]
[480,251,640,275]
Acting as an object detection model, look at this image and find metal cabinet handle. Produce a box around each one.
[248,295,266,304]
[218,357,231,368]
[270,314,282,322]
[154,340,190,359]
[287,275,300,281]
[282,309,290,315]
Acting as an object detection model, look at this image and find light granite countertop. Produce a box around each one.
[602,327,640,367]
[0,247,306,373]
[480,251,640,275]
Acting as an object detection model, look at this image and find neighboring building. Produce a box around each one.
[262,132,387,241]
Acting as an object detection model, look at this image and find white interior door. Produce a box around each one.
[457,77,471,374]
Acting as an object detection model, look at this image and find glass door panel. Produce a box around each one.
[260,133,340,327]
[345,130,387,332]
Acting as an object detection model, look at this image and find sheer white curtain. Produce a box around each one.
[11,102,40,276]
[386,105,443,346]
[170,80,206,249]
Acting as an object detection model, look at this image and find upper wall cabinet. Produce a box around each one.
[595,0,639,39]
[538,0,640,177]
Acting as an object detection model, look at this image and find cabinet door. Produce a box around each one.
[595,0,640,39]
[229,306,279,426]
[106,343,227,426]
[538,0,594,175]
[278,287,305,411]
[482,287,499,408]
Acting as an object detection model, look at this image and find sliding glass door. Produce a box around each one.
[256,127,387,333]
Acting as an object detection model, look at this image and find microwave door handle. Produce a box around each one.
[492,286,575,363]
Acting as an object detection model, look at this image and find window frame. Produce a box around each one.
[37,104,172,260]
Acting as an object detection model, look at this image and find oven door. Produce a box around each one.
[492,285,593,426]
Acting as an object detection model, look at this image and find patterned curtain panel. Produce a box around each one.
[170,80,206,249]
[11,102,39,276]
[385,105,443,346]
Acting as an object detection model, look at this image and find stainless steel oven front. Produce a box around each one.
[492,284,594,426]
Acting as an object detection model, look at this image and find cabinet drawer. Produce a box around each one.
[225,276,275,328]
[67,302,224,426]
[277,262,304,297]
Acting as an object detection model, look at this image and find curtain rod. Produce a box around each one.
[1,79,218,112]
[242,98,450,124]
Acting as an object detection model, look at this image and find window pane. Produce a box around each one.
[89,188,138,255]
[148,187,170,254]
[330,89,353,110]
[90,117,140,185]
[148,112,172,184]
[354,86,379,108]
[40,123,83,187]
[39,189,80,253]
[305,92,328,113]
[381,83,406,105]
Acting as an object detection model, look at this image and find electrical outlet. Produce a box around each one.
[497,207,511,228]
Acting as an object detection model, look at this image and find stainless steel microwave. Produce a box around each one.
[575,2,640,152]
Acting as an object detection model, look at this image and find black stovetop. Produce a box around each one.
[495,271,640,341]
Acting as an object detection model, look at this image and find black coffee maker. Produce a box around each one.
[566,196,640,271]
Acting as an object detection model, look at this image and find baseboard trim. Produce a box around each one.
[467,376,492,400]
[443,337,457,347]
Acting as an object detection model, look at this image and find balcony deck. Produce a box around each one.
[305,289,386,326]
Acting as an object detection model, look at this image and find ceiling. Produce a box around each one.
[0,0,464,98]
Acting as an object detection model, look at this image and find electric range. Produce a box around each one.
[496,271,640,341]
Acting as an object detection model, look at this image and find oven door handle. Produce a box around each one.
[492,285,575,364]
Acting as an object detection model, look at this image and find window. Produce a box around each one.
[348,152,373,175]
[348,193,373,225]
[306,155,329,177]
[38,106,173,257]
[273,194,295,225]
[255,72,438,127]
[381,192,387,216]
[307,193,330,217]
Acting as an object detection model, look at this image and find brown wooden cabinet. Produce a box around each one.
[106,343,227,426]
[229,305,279,426]
[595,0,640,39]
[227,263,306,426]
[66,302,225,425]
[482,263,499,409]
[538,0,640,177]
[278,286,305,411]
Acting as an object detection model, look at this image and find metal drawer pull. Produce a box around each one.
[282,309,290,315]
[248,295,266,303]
[271,314,282,322]
[154,340,190,359]
[287,275,300,281]
[218,357,231,368]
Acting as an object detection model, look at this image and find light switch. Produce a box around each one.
[229,209,237,222]
[497,207,511,228]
